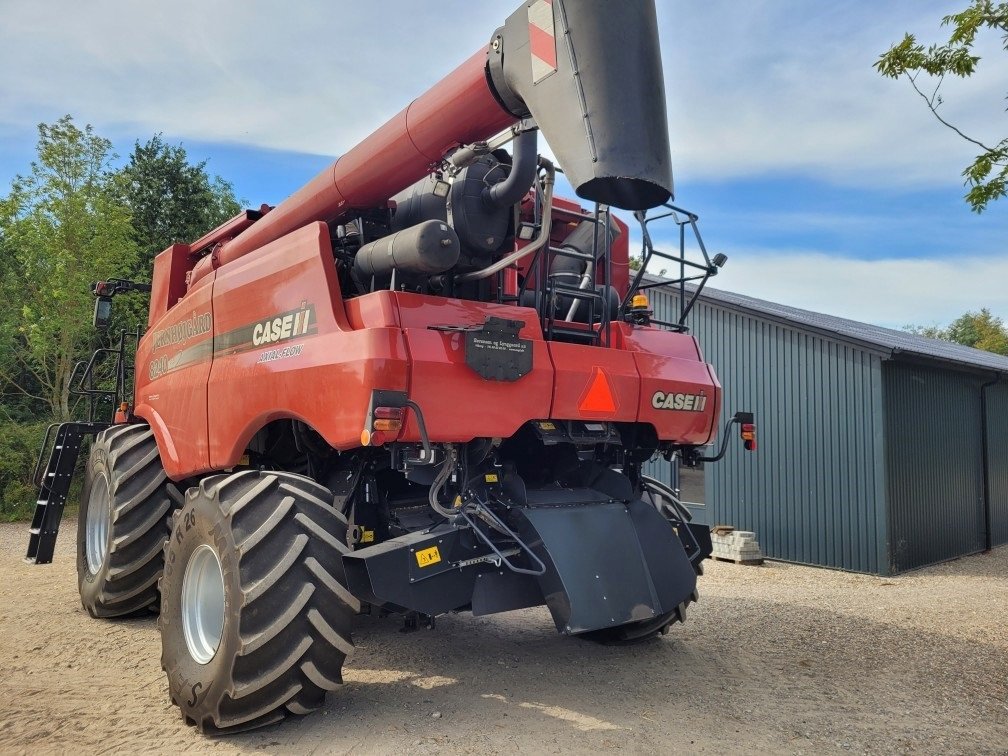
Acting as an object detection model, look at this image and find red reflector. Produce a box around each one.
[374,407,403,420]
[579,367,616,413]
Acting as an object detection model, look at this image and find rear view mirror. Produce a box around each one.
[93,297,112,329]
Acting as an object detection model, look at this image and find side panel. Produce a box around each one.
[396,293,554,442]
[621,326,721,444]
[148,244,191,328]
[134,274,215,479]
[884,362,985,572]
[988,381,1008,547]
[548,341,639,422]
[207,223,409,467]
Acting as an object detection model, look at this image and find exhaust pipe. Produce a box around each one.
[488,0,674,210]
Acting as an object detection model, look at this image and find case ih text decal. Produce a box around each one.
[251,304,314,346]
[651,391,708,412]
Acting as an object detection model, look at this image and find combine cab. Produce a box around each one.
[27,0,753,733]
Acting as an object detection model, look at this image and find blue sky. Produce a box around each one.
[1,0,1005,328]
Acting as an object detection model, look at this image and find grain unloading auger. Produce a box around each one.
[26,0,754,733]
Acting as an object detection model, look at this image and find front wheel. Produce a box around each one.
[77,424,181,617]
[159,470,358,733]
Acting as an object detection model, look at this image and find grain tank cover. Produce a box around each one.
[488,0,674,211]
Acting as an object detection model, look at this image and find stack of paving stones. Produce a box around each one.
[709,526,764,565]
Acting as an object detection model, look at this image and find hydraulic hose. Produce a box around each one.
[428,445,460,519]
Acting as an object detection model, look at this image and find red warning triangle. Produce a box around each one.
[579,367,616,413]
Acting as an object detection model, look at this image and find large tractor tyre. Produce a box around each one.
[159,470,359,734]
[77,424,182,618]
[580,593,698,644]
[582,478,702,645]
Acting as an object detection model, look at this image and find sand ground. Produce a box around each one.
[1,521,1006,755]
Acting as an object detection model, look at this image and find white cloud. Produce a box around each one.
[1,1,1004,189]
[658,248,1008,329]
[658,1,1007,186]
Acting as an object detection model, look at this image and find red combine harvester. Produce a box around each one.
[27,0,753,733]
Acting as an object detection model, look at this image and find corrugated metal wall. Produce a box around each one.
[985,381,1008,547]
[646,287,889,574]
[883,362,986,572]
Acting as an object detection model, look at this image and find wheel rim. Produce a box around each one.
[85,473,111,574]
[182,544,225,664]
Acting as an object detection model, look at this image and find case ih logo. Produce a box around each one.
[251,304,314,346]
[652,391,708,412]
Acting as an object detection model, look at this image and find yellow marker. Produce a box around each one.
[539,421,556,431]
[485,473,499,483]
[361,529,375,544]
[415,545,441,568]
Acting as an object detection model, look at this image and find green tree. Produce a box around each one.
[876,1,1008,212]
[905,308,1008,355]
[0,115,137,420]
[120,134,242,275]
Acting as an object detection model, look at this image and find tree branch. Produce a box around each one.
[904,72,997,153]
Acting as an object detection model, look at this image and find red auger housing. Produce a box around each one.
[29,0,743,735]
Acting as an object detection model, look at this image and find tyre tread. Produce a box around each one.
[79,425,179,618]
[161,470,355,734]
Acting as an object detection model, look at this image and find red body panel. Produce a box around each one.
[548,342,639,422]
[148,244,190,328]
[134,274,214,479]
[619,324,721,445]
[205,223,409,469]
[137,216,721,480]
[396,294,554,442]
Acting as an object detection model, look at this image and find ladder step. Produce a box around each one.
[552,286,603,301]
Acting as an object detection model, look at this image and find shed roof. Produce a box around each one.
[654,279,1008,375]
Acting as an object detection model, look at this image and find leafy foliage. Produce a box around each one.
[120,135,242,275]
[0,119,248,519]
[905,308,1008,355]
[0,421,47,521]
[0,116,137,420]
[876,1,1008,212]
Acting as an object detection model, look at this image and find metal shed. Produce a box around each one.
[644,283,1008,575]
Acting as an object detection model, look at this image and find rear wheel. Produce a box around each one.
[582,476,701,644]
[77,424,181,618]
[159,470,358,733]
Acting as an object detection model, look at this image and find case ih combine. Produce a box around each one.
[27,0,753,733]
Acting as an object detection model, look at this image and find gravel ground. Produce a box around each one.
[0,519,1005,755]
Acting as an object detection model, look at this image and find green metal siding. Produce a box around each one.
[986,381,1008,547]
[883,362,986,572]
[647,289,888,573]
